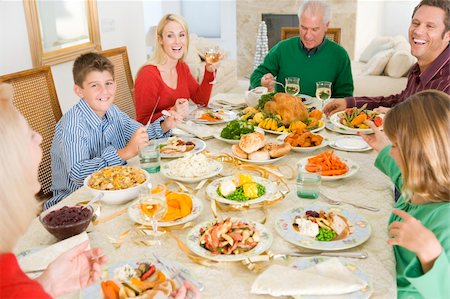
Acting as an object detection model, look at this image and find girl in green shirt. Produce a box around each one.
[361,90,450,299]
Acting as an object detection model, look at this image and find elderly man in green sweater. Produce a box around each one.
[250,0,354,98]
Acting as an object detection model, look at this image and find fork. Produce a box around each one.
[321,192,380,212]
[152,254,205,292]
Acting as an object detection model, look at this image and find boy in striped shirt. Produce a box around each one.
[46,53,180,209]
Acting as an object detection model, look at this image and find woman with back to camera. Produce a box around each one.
[361,90,450,298]
[135,14,219,125]
[0,83,106,298]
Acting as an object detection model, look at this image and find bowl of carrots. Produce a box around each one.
[297,150,360,181]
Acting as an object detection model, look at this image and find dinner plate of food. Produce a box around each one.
[206,174,278,206]
[277,131,329,153]
[230,131,291,165]
[128,192,203,227]
[186,217,273,262]
[290,257,373,299]
[82,258,194,298]
[297,151,360,181]
[325,121,358,135]
[299,94,314,105]
[190,108,237,125]
[154,137,206,158]
[275,205,371,251]
[160,153,223,183]
[329,136,372,152]
[329,106,384,134]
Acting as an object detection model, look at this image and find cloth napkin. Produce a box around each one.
[176,121,215,140]
[18,232,89,273]
[210,93,247,109]
[251,258,368,297]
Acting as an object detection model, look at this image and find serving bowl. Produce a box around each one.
[245,86,268,107]
[83,166,150,205]
[40,205,93,240]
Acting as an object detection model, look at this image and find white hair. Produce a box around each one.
[298,0,332,24]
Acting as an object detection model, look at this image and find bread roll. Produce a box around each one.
[239,132,266,154]
[248,149,270,161]
[232,144,248,159]
[264,142,291,158]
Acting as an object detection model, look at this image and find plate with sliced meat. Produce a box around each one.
[154,137,206,158]
[186,217,273,262]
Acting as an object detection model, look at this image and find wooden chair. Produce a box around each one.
[99,47,136,119]
[0,66,62,201]
[281,27,341,44]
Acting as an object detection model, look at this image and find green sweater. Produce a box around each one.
[375,146,450,299]
[250,37,354,98]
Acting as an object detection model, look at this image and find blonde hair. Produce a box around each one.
[384,90,450,202]
[146,14,190,66]
[0,83,40,252]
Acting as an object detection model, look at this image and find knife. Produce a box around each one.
[279,251,368,259]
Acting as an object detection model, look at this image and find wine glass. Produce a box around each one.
[316,81,332,110]
[285,77,300,96]
[138,185,168,245]
[205,46,221,84]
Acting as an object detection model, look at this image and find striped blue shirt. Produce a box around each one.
[46,99,169,209]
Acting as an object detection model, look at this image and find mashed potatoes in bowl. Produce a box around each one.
[161,153,223,183]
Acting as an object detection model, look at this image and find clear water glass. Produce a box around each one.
[297,164,322,199]
[139,141,160,173]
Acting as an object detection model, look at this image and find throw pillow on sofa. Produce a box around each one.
[362,49,395,76]
[384,50,417,78]
[359,36,394,63]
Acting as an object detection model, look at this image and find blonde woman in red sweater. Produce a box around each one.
[135,14,219,125]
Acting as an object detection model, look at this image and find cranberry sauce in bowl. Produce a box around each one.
[40,205,93,240]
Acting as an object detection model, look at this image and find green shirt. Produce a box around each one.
[250,37,354,98]
[375,146,450,299]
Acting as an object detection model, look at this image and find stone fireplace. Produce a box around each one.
[236,0,357,77]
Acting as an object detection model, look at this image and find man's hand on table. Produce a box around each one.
[323,98,346,116]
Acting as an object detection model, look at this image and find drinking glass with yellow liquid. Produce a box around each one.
[205,46,221,84]
[316,81,332,110]
[139,185,168,245]
[285,77,300,96]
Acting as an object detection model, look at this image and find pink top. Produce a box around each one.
[134,61,214,124]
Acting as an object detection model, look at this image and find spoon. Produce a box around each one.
[76,192,104,206]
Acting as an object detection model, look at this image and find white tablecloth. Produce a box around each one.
[15,101,397,299]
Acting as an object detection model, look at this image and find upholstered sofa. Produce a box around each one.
[185,34,238,96]
[351,35,415,97]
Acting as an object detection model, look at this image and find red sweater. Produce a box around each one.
[0,253,51,298]
[134,61,214,124]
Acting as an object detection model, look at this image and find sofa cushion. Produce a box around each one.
[359,36,394,63]
[385,50,417,78]
[362,49,395,76]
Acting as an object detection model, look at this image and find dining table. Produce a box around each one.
[14,96,397,299]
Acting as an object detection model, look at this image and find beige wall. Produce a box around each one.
[237,0,357,77]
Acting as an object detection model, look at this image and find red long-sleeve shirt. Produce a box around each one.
[134,61,214,124]
[0,253,51,298]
